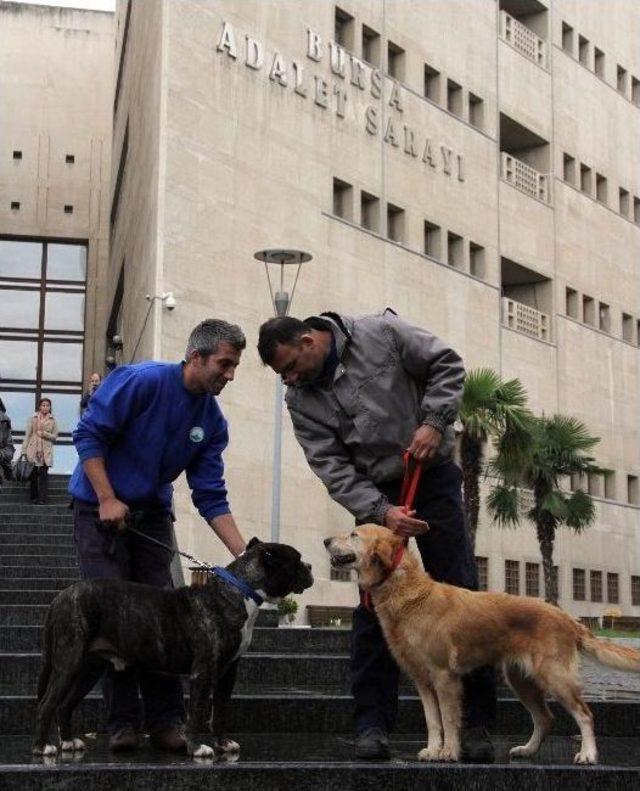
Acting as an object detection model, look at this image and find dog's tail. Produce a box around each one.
[36,608,53,702]
[578,625,640,672]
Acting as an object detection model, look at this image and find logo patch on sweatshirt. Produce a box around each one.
[189,426,204,443]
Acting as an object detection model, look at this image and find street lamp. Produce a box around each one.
[254,249,312,543]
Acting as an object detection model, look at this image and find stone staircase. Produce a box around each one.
[0,476,638,789]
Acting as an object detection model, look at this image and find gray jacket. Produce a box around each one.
[285,310,465,524]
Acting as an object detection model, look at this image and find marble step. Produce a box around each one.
[0,695,638,738]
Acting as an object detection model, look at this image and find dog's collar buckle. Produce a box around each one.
[212,566,264,606]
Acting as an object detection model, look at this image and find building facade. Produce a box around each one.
[0,2,114,469]
[2,0,638,621]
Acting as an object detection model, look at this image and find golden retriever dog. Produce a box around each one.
[325,524,640,765]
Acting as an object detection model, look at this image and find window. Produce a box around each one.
[580,163,592,195]
[627,475,639,505]
[552,565,560,598]
[588,471,603,497]
[505,560,520,595]
[468,92,484,129]
[469,242,485,279]
[362,24,380,66]
[596,173,607,204]
[582,295,595,325]
[64,205,74,215]
[525,563,540,597]
[563,153,576,184]
[617,65,628,96]
[447,79,463,116]
[360,190,380,232]
[386,203,405,243]
[590,570,603,602]
[637,320,640,347]
[607,572,619,604]
[476,557,488,591]
[424,63,441,103]
[604,471,616,500]
[619,188,630,217]
[578,35,590,67]
[447,231,464,268]
[573,568,586,601]
[594,47,605,78]
[0,238,87,473]
[65,154,75,164]
[634,196,640,225]
[332,178,353,221]
[632,575,640,606]
[424,220,441,259]
[561,22,574,54]
[334,7,355,50]
[10,201,20,211]
[632,76,640,107]
[387,41,405,81]
[598,302,610,332]
[330,565,352,582]
[622,313,634,343]
[566,287,579,318]
[12,150,22,160]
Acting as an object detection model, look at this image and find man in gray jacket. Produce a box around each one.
[258,309,496,761]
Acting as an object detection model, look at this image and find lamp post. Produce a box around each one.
[254,249,312,543]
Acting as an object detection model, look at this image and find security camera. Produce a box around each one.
[163,292,176,311]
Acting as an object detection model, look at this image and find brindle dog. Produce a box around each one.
[33,538,313,758]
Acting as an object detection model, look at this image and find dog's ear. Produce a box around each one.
[370,535,399,571]
[247,537,262,549]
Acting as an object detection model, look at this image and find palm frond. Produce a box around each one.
[487,484,520,528]
[564,489,597,532]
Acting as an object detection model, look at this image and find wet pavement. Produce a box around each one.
[5,732,640,768]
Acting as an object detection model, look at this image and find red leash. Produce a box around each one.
[362,452,423,612]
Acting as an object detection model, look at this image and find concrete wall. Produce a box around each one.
[0,1,113,378]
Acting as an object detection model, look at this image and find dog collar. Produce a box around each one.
[212,566,264,606]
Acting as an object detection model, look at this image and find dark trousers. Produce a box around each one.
[351,460,497,734]
[73,501,185,733]
[30,465,49,503]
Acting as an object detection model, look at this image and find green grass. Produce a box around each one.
[594,628,640,639]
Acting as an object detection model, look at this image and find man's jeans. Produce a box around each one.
[73,501,185,733]
[350,461,497,734]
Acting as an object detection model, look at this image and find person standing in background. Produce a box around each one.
[80,372,102,415]
[22,398,58,504]
[0,398,15,487]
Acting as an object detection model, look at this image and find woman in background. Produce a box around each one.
[23,398,58,504]
[80,372,102,415]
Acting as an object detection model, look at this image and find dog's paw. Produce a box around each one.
[214,737,240,754]
[437,746,459,762]
[61,738,86,752]
[418,746,442,762]
[191,744,215,759]
[509,745,534,759]
[574,749,597,765]
[32,744,58,757]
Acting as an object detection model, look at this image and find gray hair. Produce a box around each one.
[185,319,246,360]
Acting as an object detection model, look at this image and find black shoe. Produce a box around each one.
[460,726,495,763]
[355,727,391,760]
[109,724,140,752]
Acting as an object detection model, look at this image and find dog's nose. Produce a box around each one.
[304,562,312,571]
[323,537,332,547]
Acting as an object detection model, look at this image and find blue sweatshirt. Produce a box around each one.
[69,361,231,521]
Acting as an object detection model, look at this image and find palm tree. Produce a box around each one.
[459,369,532,552]
[487,414,601,605]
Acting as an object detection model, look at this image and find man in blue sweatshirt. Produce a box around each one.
[69,319,247,753]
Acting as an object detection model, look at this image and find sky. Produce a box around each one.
[1,0,116,10]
